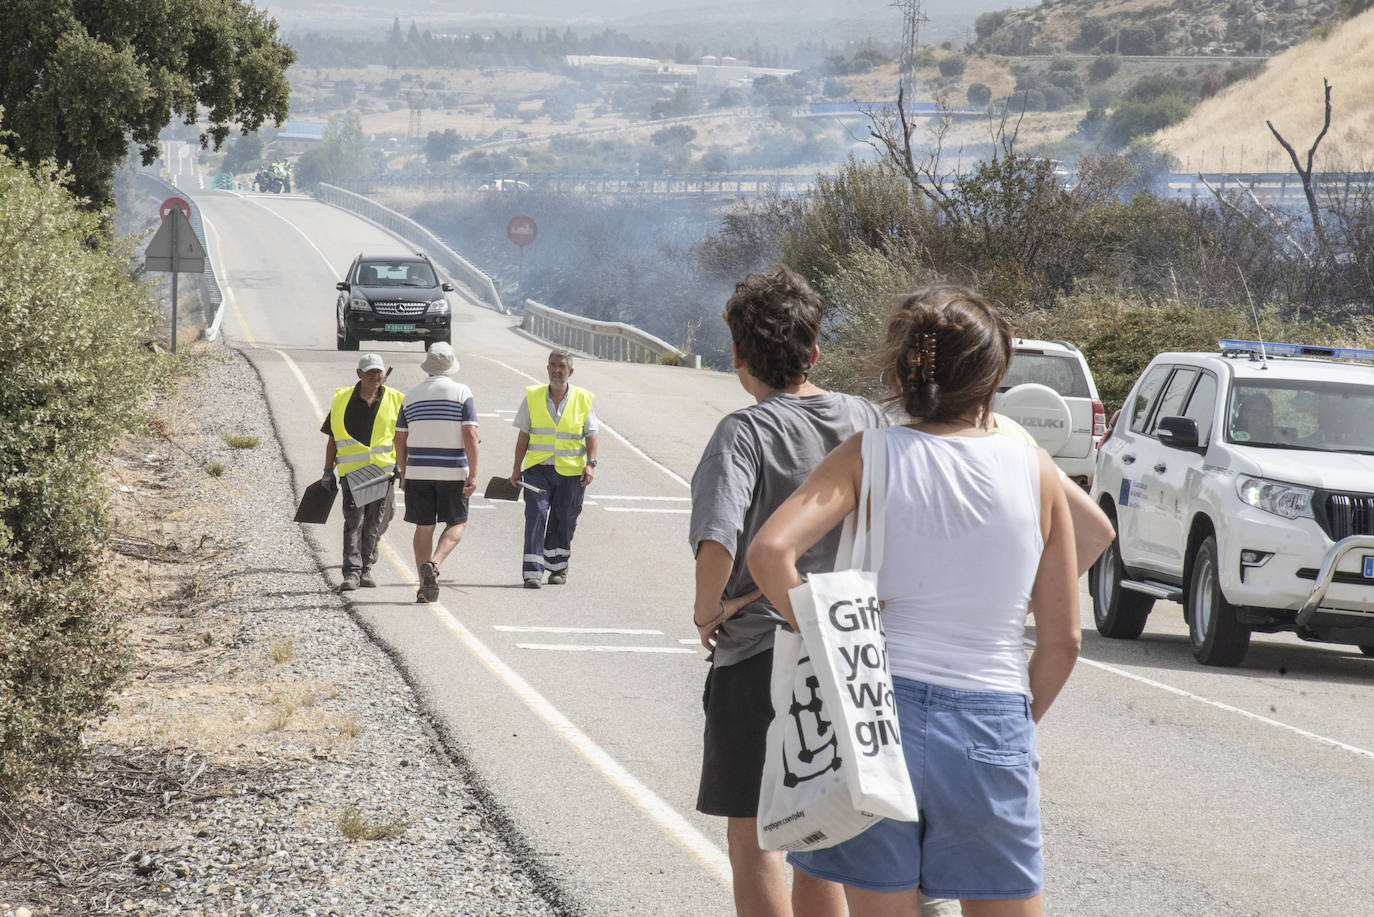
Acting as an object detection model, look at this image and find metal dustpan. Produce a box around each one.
[293,478,338,524]
[483,475,522,501]
[343,464,392,507]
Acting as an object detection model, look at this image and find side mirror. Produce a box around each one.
[335,281,349,292]
[1156,416,1200,450]
[441,282,455,292]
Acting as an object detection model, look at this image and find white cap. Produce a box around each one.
[357,354,385,373]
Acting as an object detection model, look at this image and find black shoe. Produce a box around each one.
[418,561,439,602]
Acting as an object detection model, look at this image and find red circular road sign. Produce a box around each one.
[160,196,191,221]
[507,215,537,247]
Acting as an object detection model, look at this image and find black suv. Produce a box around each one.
[335,252,454,351]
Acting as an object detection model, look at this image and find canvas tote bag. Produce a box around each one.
[757,429,918,852]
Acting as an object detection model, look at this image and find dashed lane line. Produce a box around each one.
[494,626,665,635]
[515,643,698,655]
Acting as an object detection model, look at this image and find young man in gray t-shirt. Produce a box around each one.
[689,266,885,917]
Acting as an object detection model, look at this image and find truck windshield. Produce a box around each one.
[1228,380,1374,453]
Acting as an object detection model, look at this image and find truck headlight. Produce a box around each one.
[349,297,371,312]
[1236,475,1314,520]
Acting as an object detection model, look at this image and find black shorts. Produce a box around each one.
[403,479,470,526]
[696,648,774,818]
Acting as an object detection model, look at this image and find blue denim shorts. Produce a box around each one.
[788,677,1042,900]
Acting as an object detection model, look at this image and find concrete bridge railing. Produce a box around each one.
[522,299,698,367]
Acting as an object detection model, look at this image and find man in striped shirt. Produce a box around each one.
[394,343,480,604]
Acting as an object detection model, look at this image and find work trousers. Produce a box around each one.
[521,463,585,580]
[341,477,394,577]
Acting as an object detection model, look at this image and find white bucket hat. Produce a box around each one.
[420,342,459,376]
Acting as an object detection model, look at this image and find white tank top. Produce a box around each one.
[878,427,1043,695]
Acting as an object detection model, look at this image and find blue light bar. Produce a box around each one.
[1218,339,1374,362]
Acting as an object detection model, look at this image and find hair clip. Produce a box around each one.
[908,332,937,384]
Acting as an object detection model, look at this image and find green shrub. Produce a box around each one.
[967,83,992,107]
[937,56,967,78]
[1089,54,1122,83]
[0,150,169,800]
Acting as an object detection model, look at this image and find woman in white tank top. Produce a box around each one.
[748,285,1081,917]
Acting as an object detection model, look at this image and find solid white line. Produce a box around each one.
[604,507,692,515]
[233,191,342,276]
[1077,656,1374,760]
[200,212,230,342]
[494,625,665,635]
[596,495,691,502]
[471,354,691,490]
[515,643,698,655]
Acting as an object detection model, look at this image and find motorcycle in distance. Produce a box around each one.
[253,167,283,193]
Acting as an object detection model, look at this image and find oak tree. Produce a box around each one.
[0,0,294,208]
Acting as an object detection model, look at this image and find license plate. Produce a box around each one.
[384,323,415,333]
[1365,555,1374,579]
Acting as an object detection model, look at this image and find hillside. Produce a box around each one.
[974,0,1338,57]
[1154,6,1374,170]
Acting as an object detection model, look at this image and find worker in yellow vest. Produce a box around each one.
[320,353,404,591]
[508,349,598,588]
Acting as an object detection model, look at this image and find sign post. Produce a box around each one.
[145,198,207,353]
[506,216,537,304]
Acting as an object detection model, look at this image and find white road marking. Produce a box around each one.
[605,507,691,514]
[515,643,698,655]
[232,191,343,276]
[1077,656,1374,760]
[472,354,691,490]
[494,625,665,635]
[596,495,691,502]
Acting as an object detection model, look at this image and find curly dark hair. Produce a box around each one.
[722,266,823,390]
[880,284,1011,423]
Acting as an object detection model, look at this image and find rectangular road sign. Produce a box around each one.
[145,208,206,273]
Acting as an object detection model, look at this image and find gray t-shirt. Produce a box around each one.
[689,391,888,667]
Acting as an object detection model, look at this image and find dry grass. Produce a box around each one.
[221,432,260,449]
[337,804,410,841]
[1156,8,1374,171]
[268,638,294,664]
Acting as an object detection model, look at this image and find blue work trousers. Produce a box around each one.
[521,463,585,579]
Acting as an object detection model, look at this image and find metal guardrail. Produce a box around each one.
[130,171,224,337]
[315,183,507,313]
[340,172,815,199]
[523,299,698,367]
[1167,172,1374,206]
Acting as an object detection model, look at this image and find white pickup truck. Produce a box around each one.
[1089,339,1374,666]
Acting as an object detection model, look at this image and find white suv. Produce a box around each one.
[1090,339,1374,666]
[993,339,1106,488]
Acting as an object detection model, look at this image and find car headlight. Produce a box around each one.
[349,297,371,312]
[428,297,450,313]
[1236,475,1314,520]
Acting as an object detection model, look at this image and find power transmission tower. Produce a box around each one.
[891,0,928,98]
[406,79,426,141]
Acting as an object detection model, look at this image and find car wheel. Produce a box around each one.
[337,323,359,351]
[1091,527,1153,639]
[1186,535,1250,667]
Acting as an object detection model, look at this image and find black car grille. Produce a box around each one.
[1317,491,1374,541]
[372,300,428,317]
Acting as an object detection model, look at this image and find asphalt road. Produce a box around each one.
[192,188,1374,917]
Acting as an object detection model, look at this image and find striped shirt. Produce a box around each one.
[397,376,478,481]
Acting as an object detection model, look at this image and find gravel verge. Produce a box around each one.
[0,343,569,917]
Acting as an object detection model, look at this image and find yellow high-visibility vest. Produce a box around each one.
[329,386,403,478]
[522,384,594,476]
